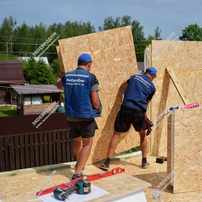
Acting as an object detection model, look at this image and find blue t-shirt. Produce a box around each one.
[62,67,100,119]
[122,74,156,112]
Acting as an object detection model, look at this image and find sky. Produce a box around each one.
[0,0,202,38]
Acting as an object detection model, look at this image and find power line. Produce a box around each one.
[0,51,57,55]
[0,41,57,46]
[0,35,49,41]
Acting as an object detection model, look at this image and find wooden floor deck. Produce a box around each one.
[0,156,201,202]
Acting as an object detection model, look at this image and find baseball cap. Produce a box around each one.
[78,53,92,63]
[146,67,157,76]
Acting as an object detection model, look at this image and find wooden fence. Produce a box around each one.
[0,113,72,172]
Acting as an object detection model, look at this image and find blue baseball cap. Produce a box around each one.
[146,67,157,76]
[78,53,92,63]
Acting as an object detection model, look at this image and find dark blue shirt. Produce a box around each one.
[122,74,156,112]
[62,67,100,119]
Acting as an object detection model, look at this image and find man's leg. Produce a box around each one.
[100,108,129,171]
[74,137,93,175]
[72,137,82,160]
[99,132,121,170]
[139,129,149,168]
[106,132,120,158]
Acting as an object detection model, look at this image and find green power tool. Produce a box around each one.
[53,179,91,201]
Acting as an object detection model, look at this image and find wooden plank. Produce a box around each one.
[58,26,139,163]
[56,46,65,74]
[43,131,49,165]
[56,131,61,163]
[151,70,170,155]
[167,112,175,189]
[48,131,53,164]
[14,135,20,169]
[19,135,25,169]
[25,134,31,168]
[9,136,15,170]
[34,132,40,167]
[52,131,57,164]
[166,68,190,104]
[30,133,35,167]
[4,136,10,170]
[60,131,66,162]
[0,136,4,171]
[39,132,44,166]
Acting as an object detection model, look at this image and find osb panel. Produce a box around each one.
[151,40,202,156]
[152,40,202,70]
[152,69,202,156]
[58,26,139,163]
[173,109,202,193]
[92,174,151,202]
[172,68,202,103]
[56,46,64,73]
[151,69,184,156]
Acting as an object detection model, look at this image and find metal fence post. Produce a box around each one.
[167,111,175,190]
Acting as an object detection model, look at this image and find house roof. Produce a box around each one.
[0,61,25,85]
[10,84,62,95]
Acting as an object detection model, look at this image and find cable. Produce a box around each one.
[0,51,57,55]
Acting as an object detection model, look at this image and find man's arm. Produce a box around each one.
[90,74,101,111]
[91,91,100,110]
[147,90,155,102]
[56,72,65,90]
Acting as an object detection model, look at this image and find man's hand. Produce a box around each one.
[59,71,65,78]
[145,117,153,136]
[56,72,65,90]
[56,78,63,89]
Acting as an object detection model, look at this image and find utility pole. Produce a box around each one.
[6,42,9,58]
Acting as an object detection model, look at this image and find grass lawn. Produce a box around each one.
[0,54,17,61]
[0,106,17,117]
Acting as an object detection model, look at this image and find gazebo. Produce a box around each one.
[10,84,62,115]
[0,61,25,104]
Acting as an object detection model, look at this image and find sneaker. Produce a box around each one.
[71,173,83,180]
[142,162,150,169]
[99,159,110,171]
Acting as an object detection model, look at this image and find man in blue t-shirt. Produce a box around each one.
[62,53,101,179]
[100,67,157,170]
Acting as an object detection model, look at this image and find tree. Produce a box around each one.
[50,58,60,76]
[0,16,16,52]
[13,23,33,55]
[46,21,95,62]
[154,26,162,40]
[180,24,202,41]
[100,16,145,41]
[23,58,56,84]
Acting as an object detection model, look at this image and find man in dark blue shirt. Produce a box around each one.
[62,53,101,179]
[100,67,157,170]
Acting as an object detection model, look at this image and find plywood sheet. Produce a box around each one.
[150,40,202,156]
[92,174,151,202]
[172,109,202,193]
[56,46,64,73]
[58,26,139,163]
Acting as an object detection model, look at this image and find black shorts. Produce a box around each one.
[68,119,98,139]
[114,106,148,133]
